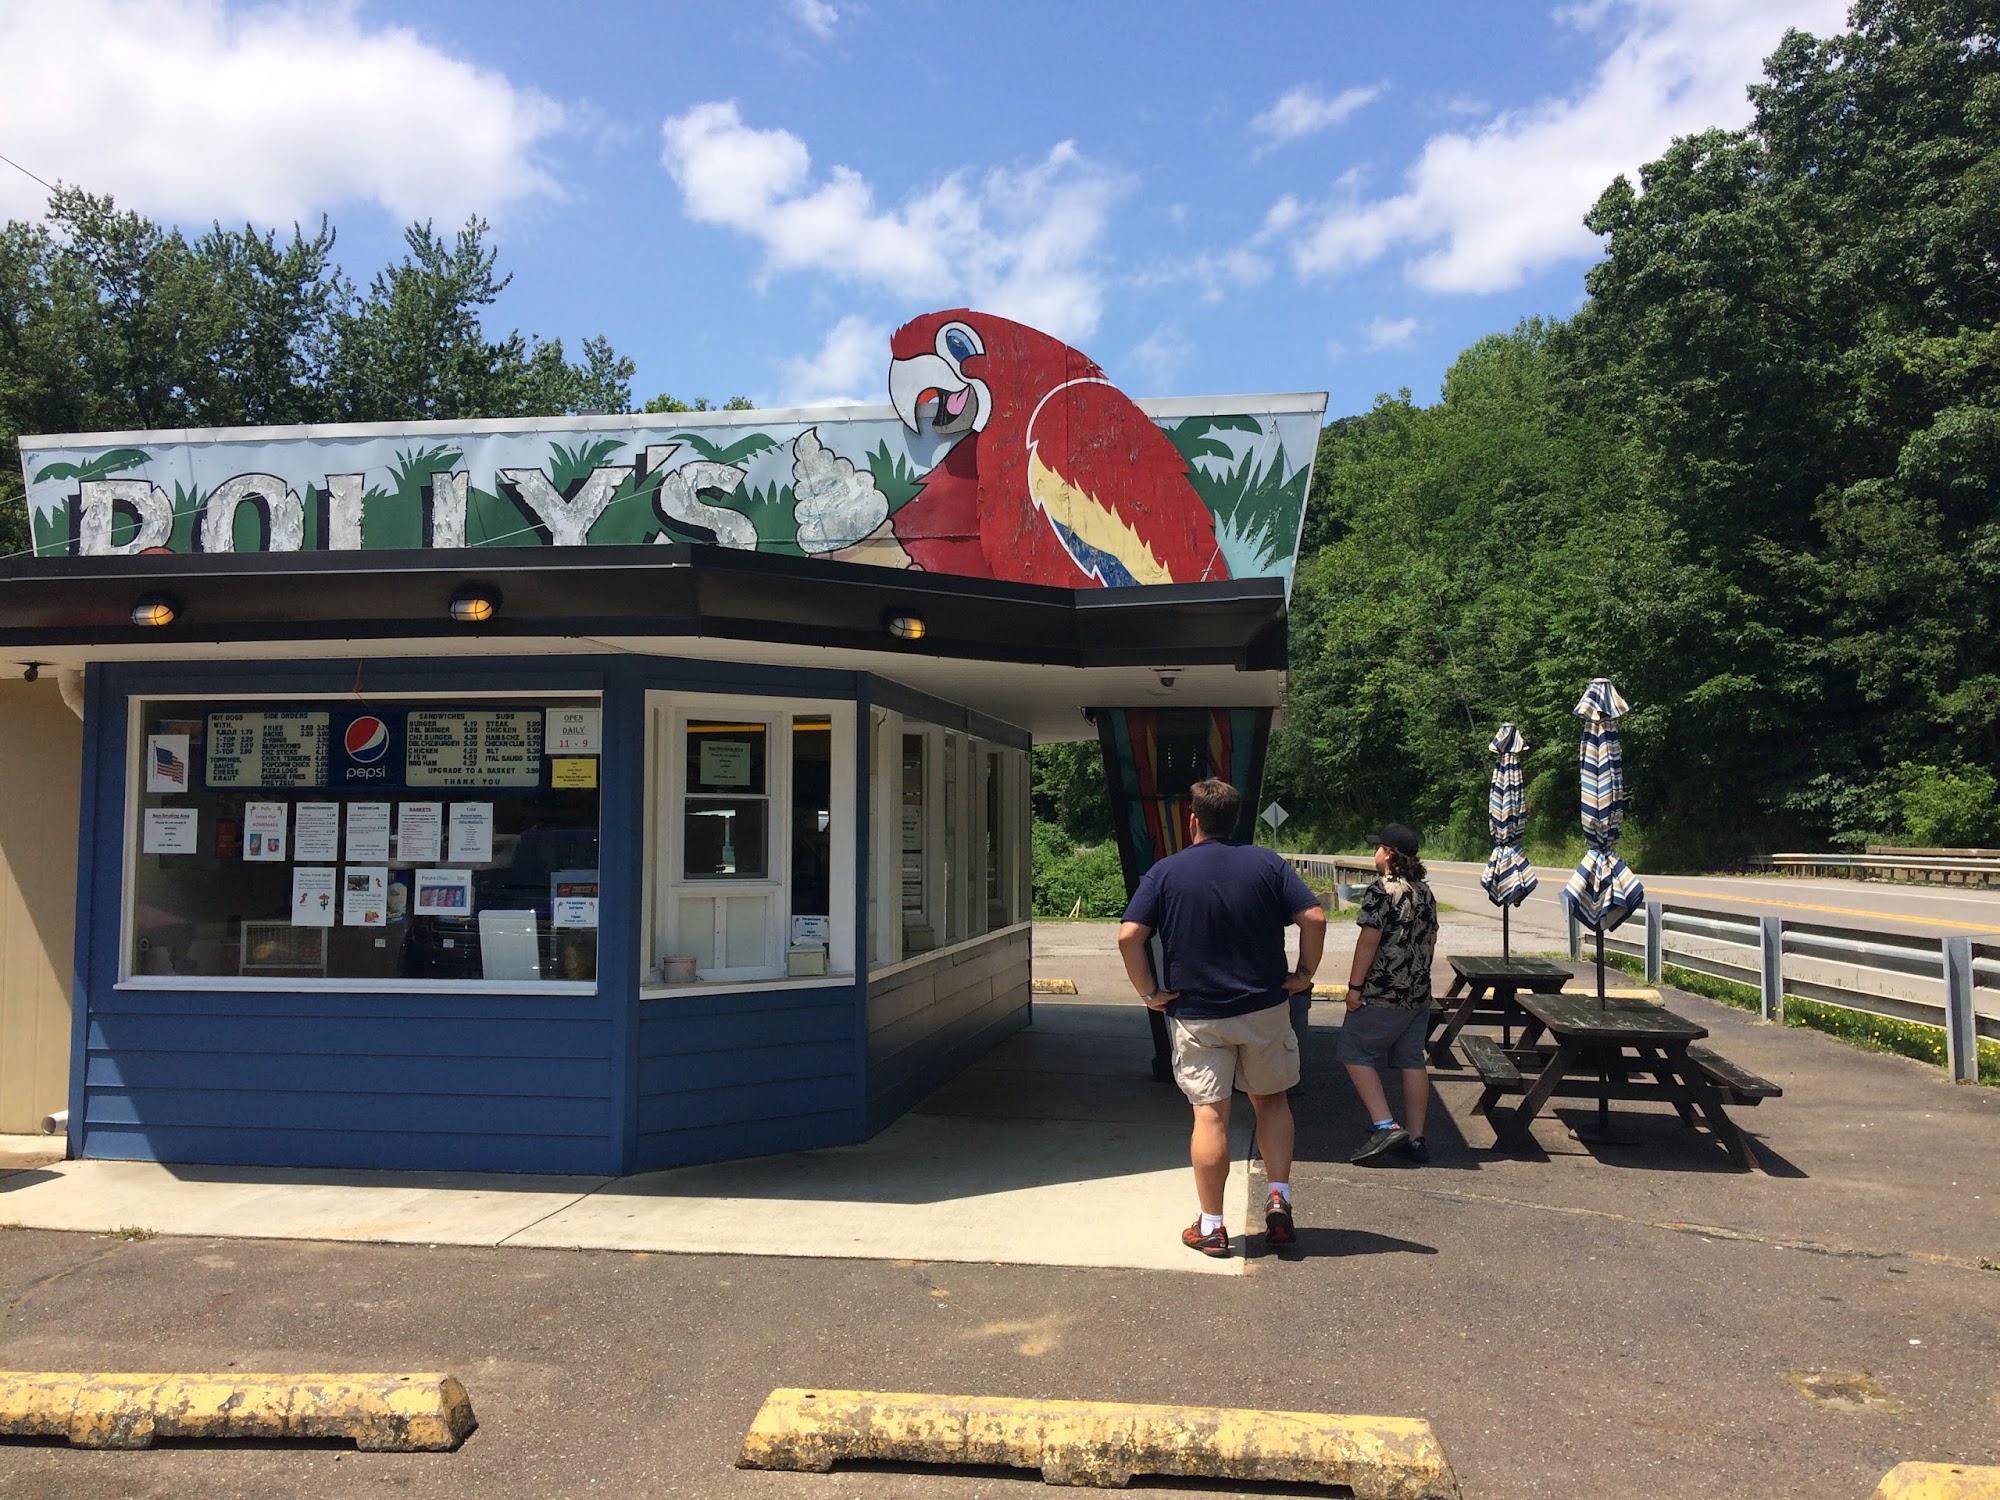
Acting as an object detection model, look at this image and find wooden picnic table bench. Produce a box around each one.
[1427,955,1572,1066]
[1472,991,1778,1170]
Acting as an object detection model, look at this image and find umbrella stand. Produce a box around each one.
[1570,922,1629,1145]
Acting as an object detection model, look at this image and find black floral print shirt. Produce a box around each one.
[1356,875,1439,1007]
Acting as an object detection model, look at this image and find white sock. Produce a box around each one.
[1199,1211,1225,1235]
[1267,1181,1291,1203]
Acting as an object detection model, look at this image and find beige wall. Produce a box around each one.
[0,679,81,1132]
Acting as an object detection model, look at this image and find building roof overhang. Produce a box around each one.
[0,542,1287,673]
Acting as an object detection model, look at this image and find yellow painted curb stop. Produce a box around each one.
[0,1371,475,1450]
[1874,1462,2000,1499]
[1031,978,1078,994]
[738,1387,1460,1496]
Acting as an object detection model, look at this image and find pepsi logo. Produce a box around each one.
[345,716,389,763]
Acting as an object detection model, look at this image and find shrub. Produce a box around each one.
[1030,820,1128,918]
[1895,762,2000,847]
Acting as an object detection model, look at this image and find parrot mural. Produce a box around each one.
[886,309,1232,588]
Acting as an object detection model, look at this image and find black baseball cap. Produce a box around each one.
[1365,823,1420,856]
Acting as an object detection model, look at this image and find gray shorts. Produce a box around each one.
[1335,999,1430,1071]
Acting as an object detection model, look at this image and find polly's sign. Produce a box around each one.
[19,310,1325,593]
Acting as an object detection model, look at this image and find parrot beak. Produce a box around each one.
[889,351,987,437]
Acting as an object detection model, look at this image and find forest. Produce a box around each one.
[2,3,1992,906]
[1037,0,2000,894]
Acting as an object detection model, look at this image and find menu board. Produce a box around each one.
[206,711,330,789]
[405,710,544,788]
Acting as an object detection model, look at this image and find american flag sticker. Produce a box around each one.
[146,734,191,793]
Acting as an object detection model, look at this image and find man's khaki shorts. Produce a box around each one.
[1168,1002,1300,1106]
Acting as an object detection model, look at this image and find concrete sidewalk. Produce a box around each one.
[0,998,1252,1275]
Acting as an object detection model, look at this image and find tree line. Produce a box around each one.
[3,2,1991,878]
[1040,0,1998,874]
[0,189,750,559]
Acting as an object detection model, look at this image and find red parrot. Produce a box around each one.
[885,309,1231,587]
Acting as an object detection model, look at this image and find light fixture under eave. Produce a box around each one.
[885,612,926,642]
[130,595,180,628]
[450,585,501,624]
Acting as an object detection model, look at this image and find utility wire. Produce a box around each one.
[0,149,57,194]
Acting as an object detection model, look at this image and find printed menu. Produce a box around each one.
[206,712,329,789]
[406,710,543,788]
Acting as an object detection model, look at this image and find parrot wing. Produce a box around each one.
[1017,380,1231,587]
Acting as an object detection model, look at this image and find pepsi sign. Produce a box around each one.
[331,709,401,785]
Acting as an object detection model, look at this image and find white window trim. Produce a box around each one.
[645,690,856,989]
[117,688,605,996]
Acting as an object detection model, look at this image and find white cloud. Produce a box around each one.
[1364,315,1418,350]
[0,0,565,225]
[1288,0,1849,293]
[788,0,841,39]
[1123,326,1194,393]
[775,315,889,407]
[660,101,1124,342]
[1250,82,1387,153]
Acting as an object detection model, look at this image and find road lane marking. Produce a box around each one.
[1639,884,2000,934]
[1425,862,2000,934]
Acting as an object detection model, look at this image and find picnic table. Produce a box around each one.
[1427,955,1572,1066]
[1461,989,1781,1171]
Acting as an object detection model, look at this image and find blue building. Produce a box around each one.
[0,313,1321,1175]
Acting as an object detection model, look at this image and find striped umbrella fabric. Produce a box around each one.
[1479,723,1537,908]
[1562,679,1645,932]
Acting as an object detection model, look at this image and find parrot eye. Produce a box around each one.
[940,324,981,364]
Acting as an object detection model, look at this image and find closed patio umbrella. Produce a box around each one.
[1479,723,1537,960]
[1563,678,1645,1002]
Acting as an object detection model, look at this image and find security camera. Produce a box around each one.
[1156,671,1178,690]
[20,663,38,683]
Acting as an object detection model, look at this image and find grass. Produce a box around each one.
[107,1225,157,1242]
[1604,951,2000,1084]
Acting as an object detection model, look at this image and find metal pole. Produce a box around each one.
[1943,937,1977,1083]
[1567,902,1581,961]
[1502,903,1511,962]
[1596,925,1606,1006]
[1644,899,1663,984]
[1758,916,1784,1021]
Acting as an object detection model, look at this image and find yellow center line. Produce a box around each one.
[1631,883,2000,935]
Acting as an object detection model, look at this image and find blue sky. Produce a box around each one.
[0,0,1849,421]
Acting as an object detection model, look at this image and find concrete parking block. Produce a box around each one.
[737,1387,1461,1496]
[0,1370,474,1450]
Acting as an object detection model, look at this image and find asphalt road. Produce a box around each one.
[1411,859,2000,941]
[2,932,1997,1499]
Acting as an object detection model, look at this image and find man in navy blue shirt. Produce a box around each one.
[1118,778,1326,1258]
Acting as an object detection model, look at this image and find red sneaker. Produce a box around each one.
[1182,1218,1230,1258]
[1264,1190,1296,1246]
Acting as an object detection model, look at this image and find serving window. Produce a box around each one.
[867,713,1029,970]
[125,695,601,988]
[648,695,855,987]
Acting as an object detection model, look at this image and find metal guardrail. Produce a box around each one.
[1756,852,2000,886]
[1573,899,1994,1083]
[1285,853,1993,1082]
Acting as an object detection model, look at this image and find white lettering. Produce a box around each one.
[427,471,468,549]
[77,478,173,556]
[325,473,365,550]
[198,473,304,553]
[500,465,632,547]
[645,444,756,550]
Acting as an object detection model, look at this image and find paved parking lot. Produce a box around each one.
[0,921,1994,1498]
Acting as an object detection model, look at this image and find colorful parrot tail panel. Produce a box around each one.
[1094,708,1272,895]
[18,311,1326,597]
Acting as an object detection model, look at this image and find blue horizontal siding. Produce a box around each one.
[82,1124,602,1175]
[85,1050,608,1097]
[631,987,863,1171]
[74,656,644,1176]
[84,1087,608,1135]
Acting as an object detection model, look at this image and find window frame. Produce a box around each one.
[644,691,856,993]
[114,687,603,996]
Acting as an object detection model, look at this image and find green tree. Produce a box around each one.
[1578,0,2000,851]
